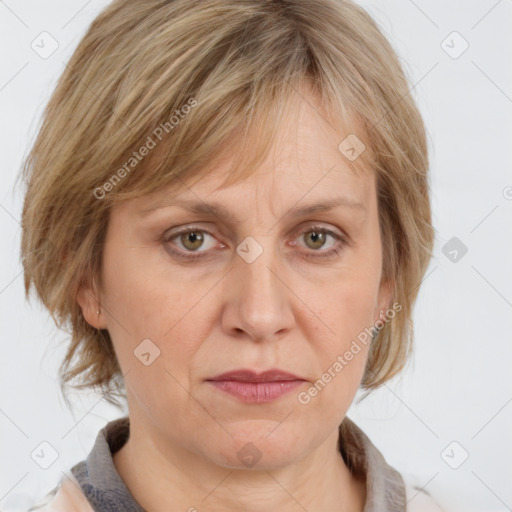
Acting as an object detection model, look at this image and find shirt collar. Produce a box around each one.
[340,416,407,510]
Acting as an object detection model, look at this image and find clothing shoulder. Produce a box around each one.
[403,473,445,512]
[28,474,94,512]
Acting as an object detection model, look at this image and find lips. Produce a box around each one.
[206,369,307,403]
[207,369,306,383]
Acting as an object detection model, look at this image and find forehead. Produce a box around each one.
[120,83,375,218]
[131,167,374,236]
[133,156,373,227]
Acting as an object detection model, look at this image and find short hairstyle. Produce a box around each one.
[20,0,435,407]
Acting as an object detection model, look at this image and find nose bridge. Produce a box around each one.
[239,236,279,298]
[225,233,294,340]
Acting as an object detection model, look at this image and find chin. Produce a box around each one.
[203,426,306,471]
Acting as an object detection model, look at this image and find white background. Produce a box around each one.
[0,1,511,511]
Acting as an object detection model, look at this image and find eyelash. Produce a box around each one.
[162,225,348,262]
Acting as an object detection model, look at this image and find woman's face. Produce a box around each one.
[80,91,391,470]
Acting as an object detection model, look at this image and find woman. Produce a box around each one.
[22,0,442,510]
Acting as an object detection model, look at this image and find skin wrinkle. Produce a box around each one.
[77,86,392,512]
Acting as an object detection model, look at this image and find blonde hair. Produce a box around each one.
[21,0,434,407]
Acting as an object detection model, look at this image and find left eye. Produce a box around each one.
[298,228,339,251]
[163,225,346,260]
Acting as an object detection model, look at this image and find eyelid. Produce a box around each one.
[163,225,220,252]
[293,223,349,245]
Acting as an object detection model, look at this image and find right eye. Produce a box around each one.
[163,227,222,260]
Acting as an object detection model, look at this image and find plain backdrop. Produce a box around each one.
[0,1,511,511]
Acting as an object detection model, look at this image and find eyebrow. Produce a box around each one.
[140,196,366,221]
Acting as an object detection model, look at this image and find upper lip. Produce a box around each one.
[207,369,306,382]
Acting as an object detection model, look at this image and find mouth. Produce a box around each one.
[206,369,307,404]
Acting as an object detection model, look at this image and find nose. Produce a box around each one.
[221,240,295,342]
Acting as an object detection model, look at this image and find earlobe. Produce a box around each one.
[76,282,104,329]
[375,278,394,325]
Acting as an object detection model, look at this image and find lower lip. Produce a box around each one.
[207,380,304,403]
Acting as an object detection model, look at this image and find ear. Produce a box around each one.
[76,277,105,329]
[374,277,394,325]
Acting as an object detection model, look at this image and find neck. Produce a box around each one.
[113,416,366,512]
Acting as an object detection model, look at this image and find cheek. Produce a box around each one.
[336,278,379,336]
[101,232,177,333]
[338,234,383,331]
[99,241,214,386]
[310,255,381,345]
[297,250,381,397]
[99,253,207,421]
[297,285,373,420]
